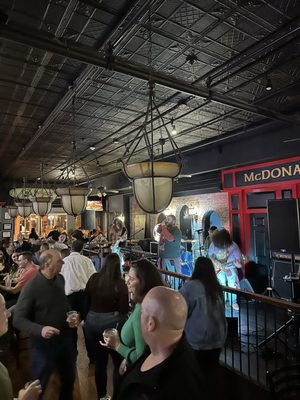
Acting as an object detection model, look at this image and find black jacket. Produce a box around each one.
[113,335,205,400]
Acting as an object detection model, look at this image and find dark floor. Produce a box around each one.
[221,299,300,387]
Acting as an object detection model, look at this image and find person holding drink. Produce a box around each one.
[100,259,164,377]
[13,249,79,400]
[83,253,129,400]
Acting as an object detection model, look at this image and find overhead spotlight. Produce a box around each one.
[113,138,119,144]
[170,118,177,135]
[96,160,100,166]
[90,145,96,151]
[265,78,273,91]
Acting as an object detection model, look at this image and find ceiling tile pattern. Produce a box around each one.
[0,0,298,185]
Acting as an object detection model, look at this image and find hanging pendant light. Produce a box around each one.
[10,178,33,218]
[29,164,55,216]
[124,161,181,213]
[6,205,18,218]
[30,196,53,216]
[56,186,91,217]
[122,80,182,214]
[56,95,91,216]
[15,201,32,218]
[121,7,182,214]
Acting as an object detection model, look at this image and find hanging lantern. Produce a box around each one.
[6,205,18,218]
[15,201,32,218]
[122,81,182,214]
[28,165,55,216]
[56,186,91,216]
[124,162,181,213]
[30,196,53,216]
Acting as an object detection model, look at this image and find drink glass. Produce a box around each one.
[66,310,79,328]
[103,328,119,348]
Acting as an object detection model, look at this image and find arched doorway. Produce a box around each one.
[202,210,222,242]
[179,205,192,252]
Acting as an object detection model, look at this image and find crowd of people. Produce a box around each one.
[0,216,241,399]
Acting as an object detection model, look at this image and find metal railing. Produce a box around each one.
[157,268,300,388]
[82,249,300,388]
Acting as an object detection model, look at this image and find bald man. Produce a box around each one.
[13,249,78,400]
[113,286,205,400]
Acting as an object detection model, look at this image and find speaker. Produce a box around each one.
[267,199,300,252]
[272,260,295,300]
[245,261,269,293]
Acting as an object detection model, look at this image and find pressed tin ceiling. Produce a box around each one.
[0,0,299,186]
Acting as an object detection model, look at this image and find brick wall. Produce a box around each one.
[130,192,229,238]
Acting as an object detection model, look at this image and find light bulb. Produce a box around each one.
[265,78,272,91]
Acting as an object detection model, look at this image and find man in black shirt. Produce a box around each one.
[13,249,79,400]
[113,286,205,400]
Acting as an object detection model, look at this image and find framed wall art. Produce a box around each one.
[3,223,12,230]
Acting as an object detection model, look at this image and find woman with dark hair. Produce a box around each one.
[101,258,164,373]
[29,228,39,241]
[83,253,129,400]
[180,256,227,398]
[208,228,242,310]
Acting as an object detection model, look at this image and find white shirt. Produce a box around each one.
[60,252,96,295]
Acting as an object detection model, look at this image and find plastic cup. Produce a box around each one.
[103,328,119,347]
[66,310,79,328]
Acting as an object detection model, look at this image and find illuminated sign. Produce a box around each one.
[86,200,103,211]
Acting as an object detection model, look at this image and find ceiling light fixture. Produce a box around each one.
[6,205,18,218]
[171,118,177,135]
[121,6,182,214]
[56,95,91,216]
[113,138,119,144]
[29,164,55,217]
[265,77,273,91]
[11,178,33,218]
[90,145,96,151]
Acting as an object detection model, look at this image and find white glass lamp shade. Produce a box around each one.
[30,196,53,216]
[56,186,92,216]
[132,176,174,213]
[6,205,18,218]
[124,161,181,214]
[15,201,32,218]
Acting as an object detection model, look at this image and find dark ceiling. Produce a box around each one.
[0,0,299,190]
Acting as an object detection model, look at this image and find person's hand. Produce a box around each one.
[41,326,60,339]
[119,358,127,375]
[18,380,42,400]
[156,224,162,234]
[66,311,81,328]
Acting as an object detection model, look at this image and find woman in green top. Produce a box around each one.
[101,258,164,373]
